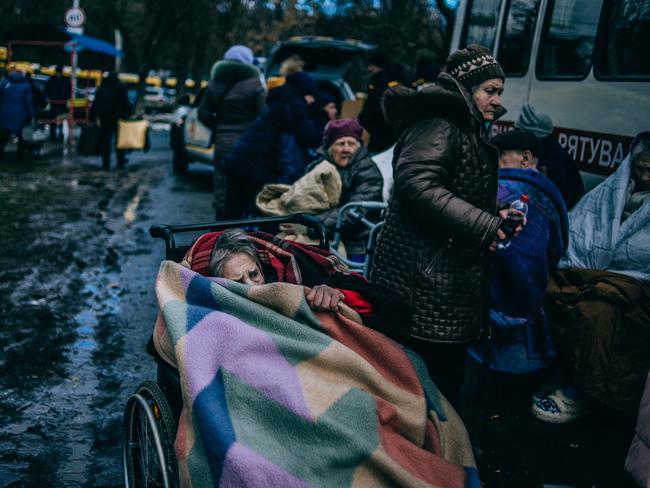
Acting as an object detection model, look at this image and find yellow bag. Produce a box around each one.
[117,119,149,150]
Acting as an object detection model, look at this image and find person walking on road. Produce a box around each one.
[90,72,133,170]
[370,44,523,405]
[44,65,71,141]
[358,51,400,154]
[198,44,266,219]
[223,70,322,219]
[0,69,34,161]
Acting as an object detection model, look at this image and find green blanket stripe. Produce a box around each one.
[223,369,379,487]
[186,413,214,487]
[206,279,332,366]
[161,300,190,347]
[403,348,447,422]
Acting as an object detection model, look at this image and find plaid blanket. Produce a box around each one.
[153,260,479,487]
[182,230,350,285]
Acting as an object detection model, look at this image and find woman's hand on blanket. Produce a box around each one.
[305,285,346,312]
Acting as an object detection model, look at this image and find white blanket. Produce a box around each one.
[559,155,650,284]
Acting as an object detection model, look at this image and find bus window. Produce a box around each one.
[595,0,650,79]
[537,0,604,79]
[461,0,502,50]
[498,0,541,76]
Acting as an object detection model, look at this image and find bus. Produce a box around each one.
[450,0,649,188]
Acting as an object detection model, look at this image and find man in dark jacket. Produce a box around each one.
[223,71,322,219]
[371,45,522,404]
[198,45,266,219]
[357,51,400,154]
[304,119,383,256]
[90,72,133,169]
[0,70,34,161]
[45,65,71,141]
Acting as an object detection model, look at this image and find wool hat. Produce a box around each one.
[514,103,554,138]
[286,71,318,97]
[446,44,505,90]
[323,119,364,148]
[224,45,254,65]
[492,129,542,158]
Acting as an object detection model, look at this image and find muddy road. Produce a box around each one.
[0,132,212,487]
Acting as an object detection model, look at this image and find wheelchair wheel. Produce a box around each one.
[123,380,179,488]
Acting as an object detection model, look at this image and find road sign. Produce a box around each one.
[64,7,86,28]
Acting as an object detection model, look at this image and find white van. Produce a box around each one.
[450,0,649,189]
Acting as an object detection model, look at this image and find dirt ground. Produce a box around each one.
[0,132,640,487]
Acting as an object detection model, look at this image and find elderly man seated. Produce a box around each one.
[468,129,568,375]
[305,119,383,256]
[493,128,542,171]
[256,119,383,260]
[531,131,650,423]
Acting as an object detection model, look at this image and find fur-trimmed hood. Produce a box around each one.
[210,59,260,84]
[381,73,505,133]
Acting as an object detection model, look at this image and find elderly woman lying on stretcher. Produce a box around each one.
[210,228,345,312]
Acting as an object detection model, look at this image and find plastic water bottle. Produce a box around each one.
[497,194,529,250]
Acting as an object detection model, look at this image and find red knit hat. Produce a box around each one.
[323,119,364,148]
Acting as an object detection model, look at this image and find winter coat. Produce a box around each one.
[198,60,265,163]
[0,72,34,133]
[45,75,71,102]
[468,168,568,374]
[370,73,503,344]
[358,70,397,153]
[90,77,132,125]
[255,160,342,216]
[539,136,585,209]
[225,83,322,185]
[304,146,383,246]
[27,79,47,112]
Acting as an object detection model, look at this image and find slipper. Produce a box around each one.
[531,389,591,424]
[531,383,560,404]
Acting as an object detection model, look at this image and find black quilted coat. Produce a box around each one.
[370,73,503,343]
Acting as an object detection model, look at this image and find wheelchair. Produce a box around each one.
[121,214,329,488]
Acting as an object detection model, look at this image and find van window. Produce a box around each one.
[594,0,650,79]
[498,0,541,76]
[461,0,502,50]
[537,0,604,79]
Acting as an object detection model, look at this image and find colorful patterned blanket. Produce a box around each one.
[153,260,479,487]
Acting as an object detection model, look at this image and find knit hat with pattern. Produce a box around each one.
[446,44,505,91]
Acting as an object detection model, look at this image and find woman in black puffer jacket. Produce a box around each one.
[370,45,520,403]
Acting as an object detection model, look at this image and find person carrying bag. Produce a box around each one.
[90,72,133,169]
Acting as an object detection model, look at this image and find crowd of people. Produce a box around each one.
[4,42,648,445]
[191,42,648,446]
[0,64,133,167]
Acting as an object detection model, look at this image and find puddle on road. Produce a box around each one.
[51,269,124,484]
